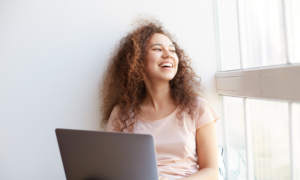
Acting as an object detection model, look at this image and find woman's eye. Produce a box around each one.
[170,50,176,52]
[153,48,161,51]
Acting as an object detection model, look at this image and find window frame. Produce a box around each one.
[213,0,300,180]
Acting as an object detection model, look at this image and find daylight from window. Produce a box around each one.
[215,0,300,179]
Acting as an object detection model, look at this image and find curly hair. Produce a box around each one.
[99,17,203,132]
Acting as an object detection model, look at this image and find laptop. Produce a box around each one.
[55,128,159,180]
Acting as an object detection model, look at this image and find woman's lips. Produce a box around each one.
[158,62,173,68]
[159,66,173,70]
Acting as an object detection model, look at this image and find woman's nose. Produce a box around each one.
[162,50,172,59]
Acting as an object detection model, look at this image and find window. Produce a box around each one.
[222,96,247,179]
[214,0,300,179]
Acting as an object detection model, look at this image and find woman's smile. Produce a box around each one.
[159,61,173,69]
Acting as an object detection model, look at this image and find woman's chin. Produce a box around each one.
[148,72,176,83]
[161,75,176,82]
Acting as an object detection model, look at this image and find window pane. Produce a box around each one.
[292,103,300,180]
[215,0,241,71]
[239,0,286,68]
[223,96,247,180]
[246,99,290,180]
[285,0,300,63]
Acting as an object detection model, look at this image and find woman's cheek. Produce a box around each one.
[145,53,158,65]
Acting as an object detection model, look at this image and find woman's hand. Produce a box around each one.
[159,176,169,180]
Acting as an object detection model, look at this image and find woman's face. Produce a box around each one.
[143,33,179,82]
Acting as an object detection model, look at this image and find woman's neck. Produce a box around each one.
[142,80,175,110]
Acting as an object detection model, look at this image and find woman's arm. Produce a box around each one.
[178,121,219,180]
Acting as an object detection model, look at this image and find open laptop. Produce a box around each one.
[55,128,159,180]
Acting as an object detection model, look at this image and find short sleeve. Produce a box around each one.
[106,106,121,132]
[196,98,220,129]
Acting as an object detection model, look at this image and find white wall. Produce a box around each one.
[0,0,222,179]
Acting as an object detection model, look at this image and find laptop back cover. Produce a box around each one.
[55,128,159,180]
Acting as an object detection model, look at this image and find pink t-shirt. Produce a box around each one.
[106,97,220,180]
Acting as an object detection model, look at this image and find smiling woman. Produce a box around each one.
[99,17,219,180]
[100,18,203,132]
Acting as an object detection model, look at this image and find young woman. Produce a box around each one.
[100,18,220,180]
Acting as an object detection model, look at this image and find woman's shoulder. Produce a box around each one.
[111,104,122,115]
[106,105,122,132]
[195,96,208,103]
[107,104,135,130]
[110,104,134,117]
[194,96,211,110]
[193,96,220,129]
[192,96,219,118]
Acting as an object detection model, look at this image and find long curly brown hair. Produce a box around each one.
[100,17,203,132]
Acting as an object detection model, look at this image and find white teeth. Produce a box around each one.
[159,63,173,68]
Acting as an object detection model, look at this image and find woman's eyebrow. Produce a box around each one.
[149,43,175,48]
